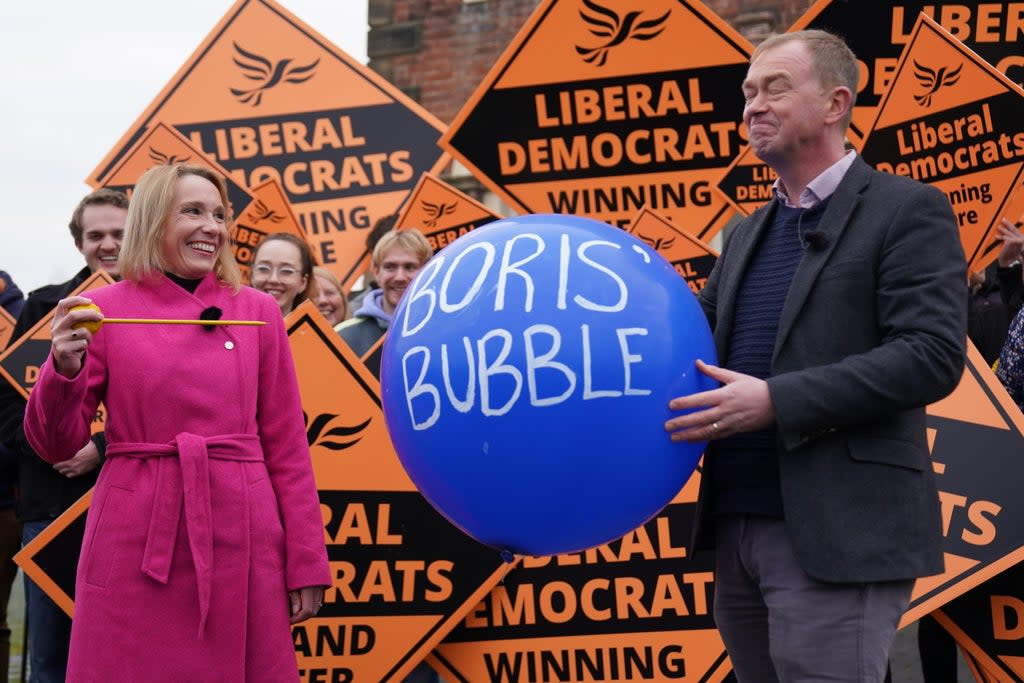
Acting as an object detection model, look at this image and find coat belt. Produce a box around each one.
[106,433,263,636]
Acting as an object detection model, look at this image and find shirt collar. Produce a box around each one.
[774,150,857,209]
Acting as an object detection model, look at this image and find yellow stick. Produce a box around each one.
[100,318,266,326]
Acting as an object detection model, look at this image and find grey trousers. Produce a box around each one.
[713,515,913,683]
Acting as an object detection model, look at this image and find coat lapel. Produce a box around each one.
[772,157,872,361]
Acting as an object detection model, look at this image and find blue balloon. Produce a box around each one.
[381,214,717,556]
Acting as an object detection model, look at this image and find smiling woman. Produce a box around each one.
[21,163,331,682]
[249,232,318,316]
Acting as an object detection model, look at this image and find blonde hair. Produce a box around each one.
[372,228,432,268]
[118,164,241,290]
[313,266,350,322]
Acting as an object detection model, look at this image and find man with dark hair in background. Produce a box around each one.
[0,188,128,682]
[0,269,24,683]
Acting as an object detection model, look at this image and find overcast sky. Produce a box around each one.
[1,1,368,294]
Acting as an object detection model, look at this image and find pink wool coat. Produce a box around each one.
[25,273,330,682]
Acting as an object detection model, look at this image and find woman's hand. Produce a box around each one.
[288,585,325,624]
[50,296,102,378]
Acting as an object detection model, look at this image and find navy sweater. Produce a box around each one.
[710,197,830,517]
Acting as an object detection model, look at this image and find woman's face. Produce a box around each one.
[250,240,308,315]
[160,174,227,279]
[314,273,346,325]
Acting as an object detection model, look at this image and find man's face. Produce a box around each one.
[372,246,424,315]
[742,40,831,167]
[77,203,127,278]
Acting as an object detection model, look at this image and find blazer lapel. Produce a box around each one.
[773,157,872,361]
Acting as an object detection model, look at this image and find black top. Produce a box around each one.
[0,267,102,522]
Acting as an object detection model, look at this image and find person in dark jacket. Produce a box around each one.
[969,217,1024,365]
[0,188,127,683]
[0,269,25,683]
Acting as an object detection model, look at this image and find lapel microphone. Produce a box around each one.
[199,306,223,332]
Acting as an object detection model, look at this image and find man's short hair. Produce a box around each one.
[372,229,432,268]
[753,29,860,128]
[68,189,129,247]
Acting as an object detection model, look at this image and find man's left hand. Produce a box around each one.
[664,360,775,442]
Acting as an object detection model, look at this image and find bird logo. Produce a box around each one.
[912,60,962,108]
[420,200,458,228]
[304,411,372,452]
[575,0,670,67]
[638,233,676,251]
[230,42,320,107]
[243,200,286,226]
[147,148,191,165]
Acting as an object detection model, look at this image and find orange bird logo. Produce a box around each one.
[304,411,372,452]
[913,60,962,107]
[420,200,458,228]
[230,42,320,106]
[638,233,676,251]
[575,0,670,67]
[243,200,286,226]
[147,148,191,165]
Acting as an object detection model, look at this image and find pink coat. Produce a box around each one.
[25,273,330,682]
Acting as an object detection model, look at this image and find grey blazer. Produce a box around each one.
[696,156,967,583]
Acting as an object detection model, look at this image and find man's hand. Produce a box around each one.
[53,440,101,478]
[664,360,775,442]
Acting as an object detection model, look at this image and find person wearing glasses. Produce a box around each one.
[249,233,317,316]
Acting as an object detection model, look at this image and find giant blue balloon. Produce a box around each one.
[381,214,717,556]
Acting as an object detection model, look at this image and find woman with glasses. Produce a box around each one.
[249,233,317,316]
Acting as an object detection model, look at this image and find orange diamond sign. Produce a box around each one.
[394,173,502,252]
[89,0,448,291]
[859,13,1024,273]
[441,0,752,240]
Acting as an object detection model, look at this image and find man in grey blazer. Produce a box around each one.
[665,30,967,681]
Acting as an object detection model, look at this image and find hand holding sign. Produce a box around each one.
[381,214,717,556]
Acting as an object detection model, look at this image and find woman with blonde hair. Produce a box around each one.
[24,163,329,682]
[312,265,349,325]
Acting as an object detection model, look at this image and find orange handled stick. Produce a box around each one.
[70,304,265,333]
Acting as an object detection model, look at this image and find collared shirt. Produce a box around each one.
[774,149,857,209]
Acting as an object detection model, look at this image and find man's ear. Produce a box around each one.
[825,86,853,126]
